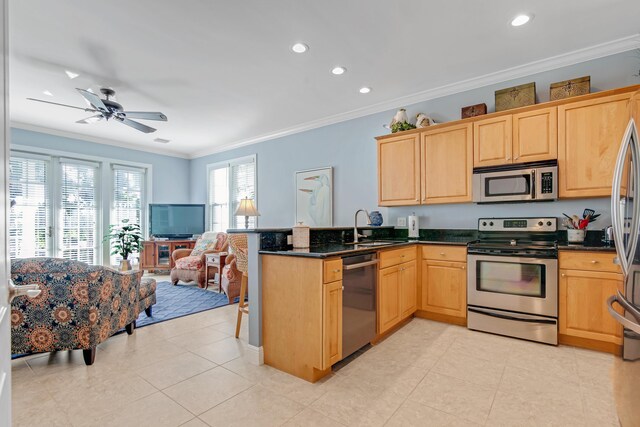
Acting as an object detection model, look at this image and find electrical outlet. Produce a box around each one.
[287,235,293,245]
[397,217,407,227]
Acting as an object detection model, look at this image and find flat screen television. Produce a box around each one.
[149,204,205,238]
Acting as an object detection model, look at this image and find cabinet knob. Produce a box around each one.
[591,260,598,264]
[506,157,511,160]
[440,252,445,256]
[561,273,566,277]
[461,265,466,270]
[400,255,405,258]
[514,156,519,160]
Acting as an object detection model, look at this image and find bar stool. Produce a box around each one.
[229,234,249,338]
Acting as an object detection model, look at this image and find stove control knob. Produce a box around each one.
[510,239,517,246]
[538,221,543,226]
[489,221,494,226]
[546,221,552,226]
[482,221,487,226]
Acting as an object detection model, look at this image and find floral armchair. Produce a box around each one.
[170,232,228,288]
[10,258,142,365]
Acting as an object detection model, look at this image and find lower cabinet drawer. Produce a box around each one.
[422,245,467,262]
[379,246,416,269]
[558,251,620,273]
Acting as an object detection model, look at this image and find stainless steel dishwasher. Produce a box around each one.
[341,253,378,358]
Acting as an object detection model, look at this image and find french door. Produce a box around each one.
[9,154,100,264]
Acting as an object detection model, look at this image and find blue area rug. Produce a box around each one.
[135,280,230,328]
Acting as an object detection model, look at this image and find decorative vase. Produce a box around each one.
[119,259,132,271]
[567,229,586,243]
[369,211,383,226]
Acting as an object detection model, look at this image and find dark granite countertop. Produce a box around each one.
[558,243,616,252]
[259,238,472,259]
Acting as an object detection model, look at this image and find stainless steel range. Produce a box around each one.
[467,217,558,345]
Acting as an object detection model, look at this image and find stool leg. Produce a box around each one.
[235,273,248,338]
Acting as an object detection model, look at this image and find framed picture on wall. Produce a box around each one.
[295,167,333,227]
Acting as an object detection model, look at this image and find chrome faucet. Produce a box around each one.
[354,209,372,243]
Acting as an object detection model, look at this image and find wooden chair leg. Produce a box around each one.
[83,347,96,365]
[235,273,248,338]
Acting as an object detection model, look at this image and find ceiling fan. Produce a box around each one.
[27,87,167,133]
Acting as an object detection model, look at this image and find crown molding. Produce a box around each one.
[191,33,640,159]
[10,122,191,159]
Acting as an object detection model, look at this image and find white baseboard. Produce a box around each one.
[246,344,264,366]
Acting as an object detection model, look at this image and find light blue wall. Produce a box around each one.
[11,128,191,204]
[190,50,640,229]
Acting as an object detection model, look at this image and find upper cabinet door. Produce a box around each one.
[378,133,421,206]
[512,107,558,164]
[473,116,512,167]
[558,93,632,198]
[421,123,473,204]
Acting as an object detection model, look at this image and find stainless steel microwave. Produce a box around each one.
[472,161,558,203]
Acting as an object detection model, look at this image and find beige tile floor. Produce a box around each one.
[11,288,623,426]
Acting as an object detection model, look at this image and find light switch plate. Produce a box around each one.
[397,217,407,227]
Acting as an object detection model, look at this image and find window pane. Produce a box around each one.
[111,167,145,264]
[231,161,256,229]
[9,157,51,258]
[60,162,98,264]
[208,166,229,232]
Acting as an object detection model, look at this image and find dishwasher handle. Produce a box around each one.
[343,259,379,270]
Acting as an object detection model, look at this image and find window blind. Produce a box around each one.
[207,156,256,232]
[208,166,229,232]
[111,166,145,263]
[230,160,256,229]
[60,161,99,264]
[9,157,51,259]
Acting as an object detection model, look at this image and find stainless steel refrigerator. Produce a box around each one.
[609,117,640,425]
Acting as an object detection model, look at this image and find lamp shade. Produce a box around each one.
[235,198,260,217]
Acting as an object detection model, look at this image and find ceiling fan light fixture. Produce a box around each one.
[65,70,79,79]
[42,90,53,97]
[291,43,309,53]
[511,14,532,26]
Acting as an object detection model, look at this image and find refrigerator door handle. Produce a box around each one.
[607,292,640,335]
[611,132,630,276]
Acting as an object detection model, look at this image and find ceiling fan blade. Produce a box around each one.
[122,111,167,121]
[76,114,104,124]
[27,97,97,112]
[76,88,109,112]
[116,117,156,133]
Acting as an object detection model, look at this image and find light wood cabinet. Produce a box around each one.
[474,108,557,168]
[558,251,623,354]
[377,133,421,206]
[323,280,343,368]
[419,245,467,324]
[421,123,473,204]
[558,93,632,198]
[140,240,196,272]
[262,255,343,382]
[399,260,417,318]
[378,265,401,334]
[473,115,512,167]
[512,107,557,164]
[378,246,418,334]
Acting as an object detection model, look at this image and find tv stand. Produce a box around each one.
[140,240,196,273]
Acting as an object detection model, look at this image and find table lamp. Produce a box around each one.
[235,198,260,229]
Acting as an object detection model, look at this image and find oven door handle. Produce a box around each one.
[468,307,557,325]
[530,169,536,200]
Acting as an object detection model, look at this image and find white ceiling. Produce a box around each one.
[9,0,640,158]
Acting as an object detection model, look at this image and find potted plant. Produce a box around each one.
[105,219,142,271]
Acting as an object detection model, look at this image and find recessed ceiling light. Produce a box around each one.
[291,43,308,53]
[65,70,79,79]
[154,138,171,144]
[359,87,372,94]
[42,90,53,96]
[332,66,346,75]
[511,14,532,26]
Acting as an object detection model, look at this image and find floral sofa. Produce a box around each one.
[10,258,143,365]
[170,232,228,288]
